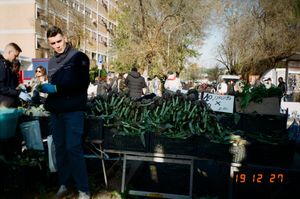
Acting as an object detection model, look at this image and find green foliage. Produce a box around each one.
[89,67,98,83]
[86,93,229,142]
[205,65,223,81]
[236,84,282,108]
[112,0,213,73]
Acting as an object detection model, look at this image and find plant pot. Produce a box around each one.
[237,113,288,134]
[235,97,281,115]
[194,136,247,163]
[195,136,229,161]
[0,108,23,140]
[19,115,51,138]
[84,116,104,140]
[103,128,150,152]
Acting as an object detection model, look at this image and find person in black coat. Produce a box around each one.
[40,26,90,199]
[0,43,22,107]
[125,67,147,100]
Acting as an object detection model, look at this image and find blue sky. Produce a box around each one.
[196,26,224,68]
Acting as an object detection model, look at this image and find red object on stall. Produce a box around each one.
[18,70,24,84]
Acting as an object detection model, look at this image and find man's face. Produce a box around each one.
[8,49,19,62]
[48,33,67,54]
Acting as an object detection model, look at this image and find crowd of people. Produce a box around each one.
[194,76,286,98]
[89,68,187,100]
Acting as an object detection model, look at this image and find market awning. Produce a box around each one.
[286,52,300,62]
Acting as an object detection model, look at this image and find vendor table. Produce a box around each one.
[104,149,198,199]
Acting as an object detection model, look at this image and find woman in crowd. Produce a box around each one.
[30,65,48,104]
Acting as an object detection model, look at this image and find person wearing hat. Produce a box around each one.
[264,77,275,89]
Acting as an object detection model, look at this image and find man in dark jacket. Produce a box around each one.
[0,43,22,107]
[278,77,286,96]
[125,67,147,100]
[40,26,90,199]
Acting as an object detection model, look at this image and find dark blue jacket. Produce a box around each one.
[45,45,90,113]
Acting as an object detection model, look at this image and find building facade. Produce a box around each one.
[0,0,117,69]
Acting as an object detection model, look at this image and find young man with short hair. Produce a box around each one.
[41,26,90,199]
[0,42,22,107]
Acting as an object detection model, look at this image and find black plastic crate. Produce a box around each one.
[103,128,150,152]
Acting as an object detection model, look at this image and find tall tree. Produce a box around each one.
[112,0,215,74]
[206,64,223,81]
[217,0,300,77]
[182,63,202,82]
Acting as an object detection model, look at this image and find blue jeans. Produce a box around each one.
[50,111,89,193]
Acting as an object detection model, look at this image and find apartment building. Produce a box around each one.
[0,0,117,69]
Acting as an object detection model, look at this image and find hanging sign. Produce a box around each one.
[202,92,235,113]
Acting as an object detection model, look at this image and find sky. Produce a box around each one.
[196,26,224,68]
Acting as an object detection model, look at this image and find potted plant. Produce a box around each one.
[86,94,150,152]
[235,83,283,115]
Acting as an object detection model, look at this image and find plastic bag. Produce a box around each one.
[47,135,57,172]
[288,119,300,144]
[20,120,44,150]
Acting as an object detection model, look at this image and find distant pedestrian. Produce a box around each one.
[125,66,147,100]
[227,80,235,95]
[278,77,287,100]
[164,71,182,93]
[117,73,127,93]
[152,75,162,97]
[234,75,244,93]
[95,75,109,96]
[217,79,228,95]
[263,77,275,89]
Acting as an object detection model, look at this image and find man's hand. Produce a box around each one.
[41,83,57,94]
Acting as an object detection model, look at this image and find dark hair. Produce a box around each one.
[47,26,64,38]
[131,67,138,72]
[7,42,22,52]
[35,65,47,76]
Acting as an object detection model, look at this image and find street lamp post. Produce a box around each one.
[166,22,187,68]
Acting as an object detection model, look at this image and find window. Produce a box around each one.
[35,36,48,50]
[92,32,97,41]
[92,52,96,60]
[72,2,79,10]
[85,8,92,18]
